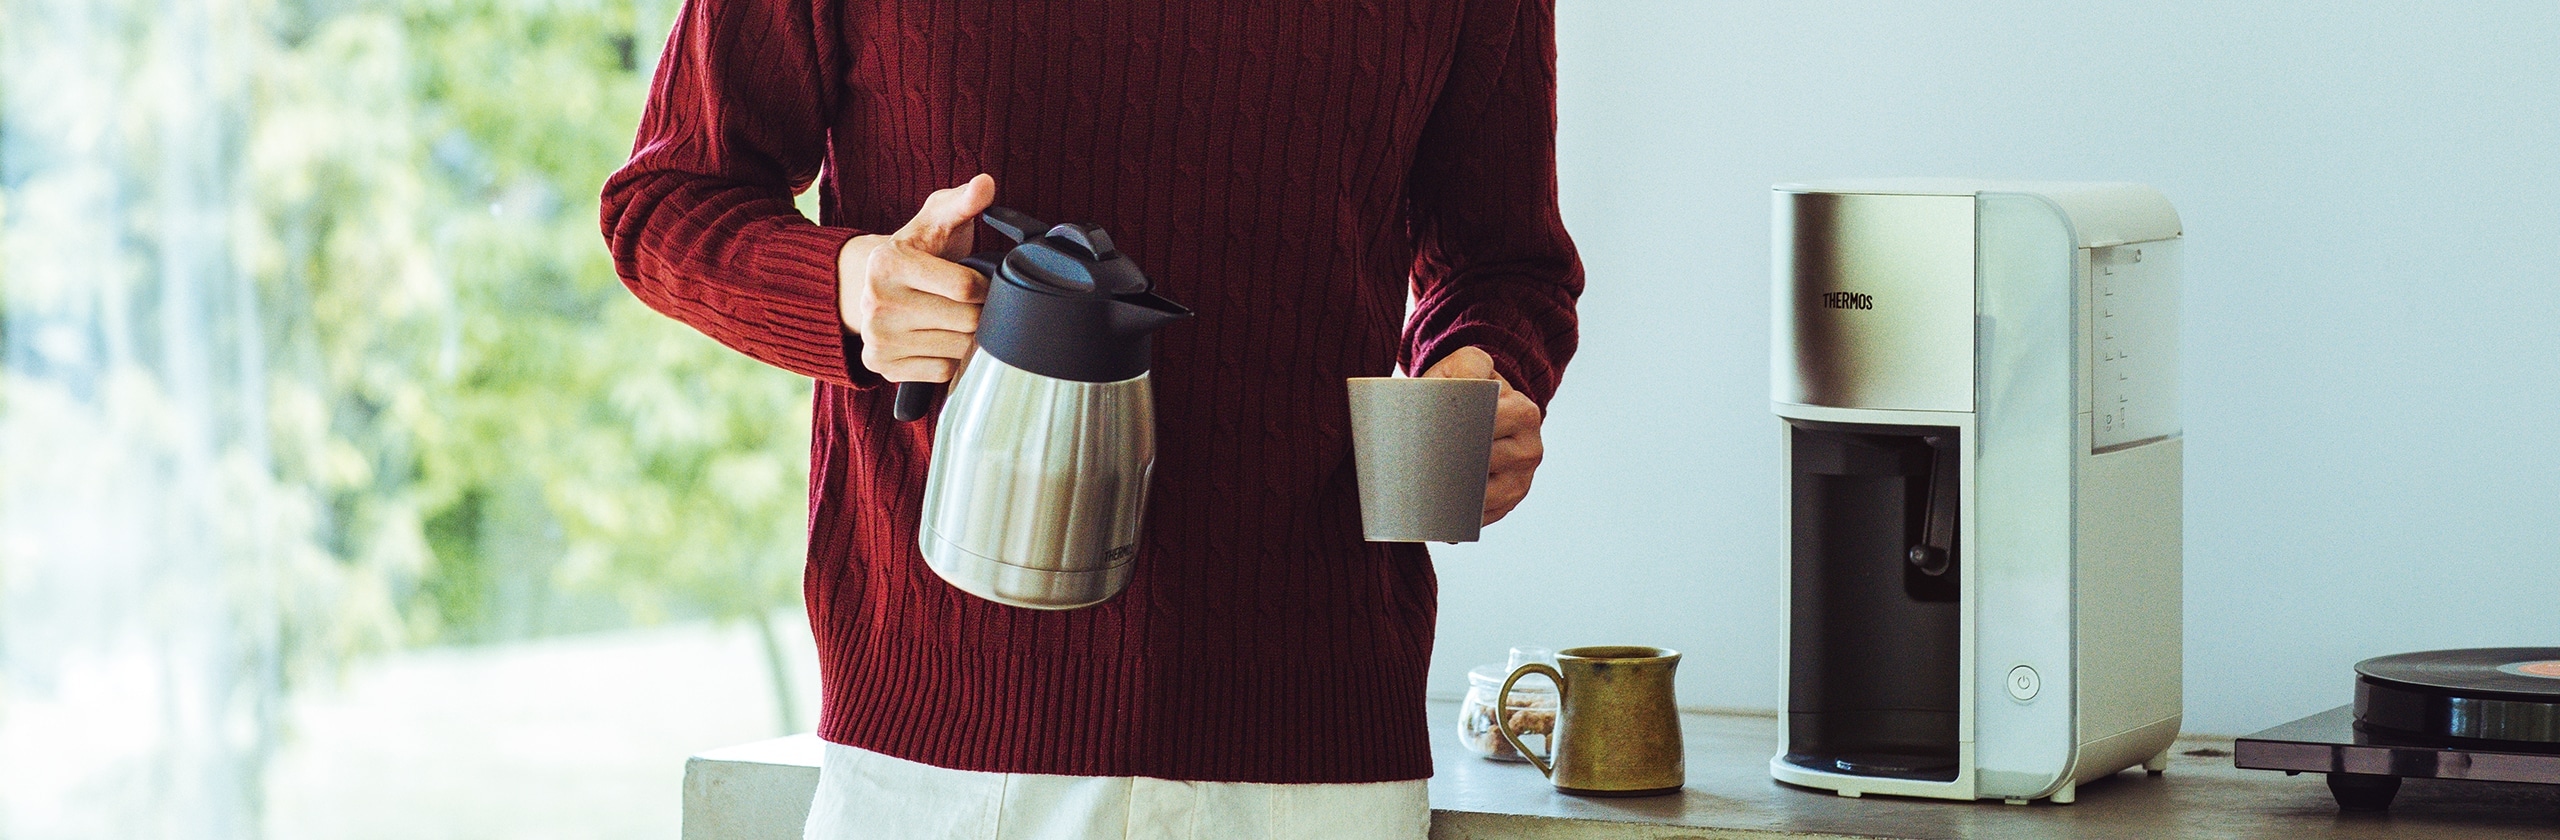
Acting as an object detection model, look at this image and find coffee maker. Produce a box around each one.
[1770,181,2182,804]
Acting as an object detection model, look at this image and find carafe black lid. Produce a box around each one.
[975,208,1191,383]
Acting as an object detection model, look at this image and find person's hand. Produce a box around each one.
[838,174,996,383]
[1420,346,1543,526]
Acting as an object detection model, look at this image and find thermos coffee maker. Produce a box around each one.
[1770,181,2182,804]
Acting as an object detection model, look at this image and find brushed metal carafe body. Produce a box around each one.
[919,351,1155,610]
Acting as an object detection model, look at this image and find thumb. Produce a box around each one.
[894,174,996,260]
[1419,346,1496,381]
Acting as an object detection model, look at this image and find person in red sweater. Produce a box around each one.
[602,0,1580,835]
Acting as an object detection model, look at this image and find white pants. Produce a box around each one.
[803,742,1431,840]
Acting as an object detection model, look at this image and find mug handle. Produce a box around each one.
[1497,663,1565,778]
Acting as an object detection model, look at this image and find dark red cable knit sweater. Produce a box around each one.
[601,0,1580,783]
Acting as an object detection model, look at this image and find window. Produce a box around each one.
[1,2,812,836]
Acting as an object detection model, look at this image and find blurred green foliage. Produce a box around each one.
[239,0,814,661]
[0,0,814,703]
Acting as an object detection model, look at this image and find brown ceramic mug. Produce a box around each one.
[1496,646,1684,796]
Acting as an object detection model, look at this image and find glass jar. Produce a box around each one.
[1455,661,1559,762]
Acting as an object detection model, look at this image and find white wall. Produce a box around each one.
[1429,0,2560,737]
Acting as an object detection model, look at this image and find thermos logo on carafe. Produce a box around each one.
[1818,291,1874,310]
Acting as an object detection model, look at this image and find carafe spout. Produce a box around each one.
[1111,292,1194,336]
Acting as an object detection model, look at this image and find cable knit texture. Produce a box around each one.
[601,0,1579,783]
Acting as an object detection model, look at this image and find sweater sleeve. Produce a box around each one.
[599,0,884,389]
[1400,0,1583,408]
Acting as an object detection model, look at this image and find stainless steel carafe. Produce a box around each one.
[893,208,1190,610]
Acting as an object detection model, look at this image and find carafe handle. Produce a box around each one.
[890,252,1005,422]
[889,382,937,423]
[1497,663,1566,778]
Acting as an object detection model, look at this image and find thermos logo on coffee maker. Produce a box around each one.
[1818,291,1874,310]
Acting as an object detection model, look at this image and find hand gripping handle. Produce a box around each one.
[889,251,1006,422]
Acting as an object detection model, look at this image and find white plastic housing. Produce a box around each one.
[1769,180,2183,803]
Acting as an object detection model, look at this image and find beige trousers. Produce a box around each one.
[802,742,1430,840]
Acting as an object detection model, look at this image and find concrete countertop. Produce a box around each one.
[684,701,2560,839]
[1427,703,2558,839]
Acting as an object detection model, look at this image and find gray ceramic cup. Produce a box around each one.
[1347,377,1500,543]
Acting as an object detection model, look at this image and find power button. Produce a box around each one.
[2007,665,2041,702]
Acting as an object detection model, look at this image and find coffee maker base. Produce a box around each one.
[1769,754,1987,803]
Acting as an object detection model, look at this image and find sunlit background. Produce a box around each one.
[0,0,821,836]
[11,0,2560,837]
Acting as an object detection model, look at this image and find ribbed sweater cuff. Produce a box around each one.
[1426,323,1558,407]
[745,221,885,390]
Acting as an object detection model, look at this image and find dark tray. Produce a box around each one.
[2234,705,2560,811]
